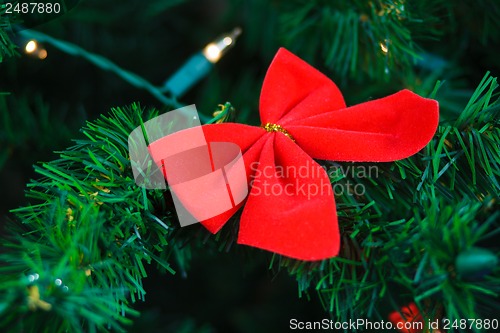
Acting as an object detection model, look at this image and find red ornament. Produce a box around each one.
[150,48,439,260]
[389,302,424,333]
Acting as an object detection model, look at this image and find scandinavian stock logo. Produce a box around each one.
[127,105,247,227]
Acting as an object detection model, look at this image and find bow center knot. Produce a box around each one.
[261,123,295,142]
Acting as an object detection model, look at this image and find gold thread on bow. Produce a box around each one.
[261,123,295,142]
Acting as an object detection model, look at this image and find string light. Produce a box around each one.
[162,27,242,97]
[203,44,222,63]
[380,42,389,54]
[24,39,48,60]
[38,49,48,59]
[202,27,241,63]
[25,40,38,53]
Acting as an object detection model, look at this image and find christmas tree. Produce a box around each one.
[1,1,499,332]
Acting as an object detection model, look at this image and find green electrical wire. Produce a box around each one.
[19,29,211,123]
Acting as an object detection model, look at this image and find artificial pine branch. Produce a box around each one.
[1,104,180,332]
[278,0,446,80]
[0,4,18,62]
[1,75,499,332]
[0,93,84,171]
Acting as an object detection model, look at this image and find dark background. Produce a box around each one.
[1,0,499,332]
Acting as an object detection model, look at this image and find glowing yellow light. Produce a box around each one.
[25,40,38,53]
[203,43,222,63]
[202,27,242,63]
[38,49,48,59]
[380,42,389,54]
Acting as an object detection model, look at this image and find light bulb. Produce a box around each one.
[203,43,222,62]
[202,27,242,63]
[379,42,389,54]
[25,40,38,53]
[38,49,48,59]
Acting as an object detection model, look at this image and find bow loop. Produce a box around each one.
[286,89,439,161]
[238,134,340,260]
[260,48,346,125]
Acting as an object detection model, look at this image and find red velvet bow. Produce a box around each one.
[155,48,439,261]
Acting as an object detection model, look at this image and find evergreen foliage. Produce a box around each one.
[1,105,177,332]
[1,76,498,331]
[1,0,499,332]
[0,93,84,170]
[0,2,18,62]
